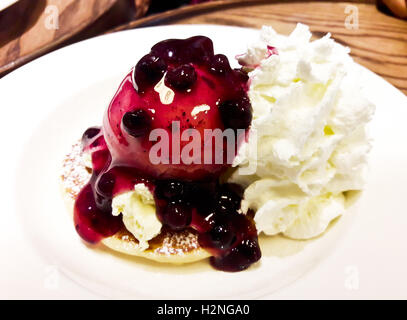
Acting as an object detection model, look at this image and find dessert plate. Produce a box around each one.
[0,0,19,11]
[1,25,407,299]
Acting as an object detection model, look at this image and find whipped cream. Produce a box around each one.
[231,24,375,239]
[112,183,162,250]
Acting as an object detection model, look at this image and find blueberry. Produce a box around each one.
[210,238,261,272]
[96,172,115,197]
[184,36,214,64]
[216,187,242,215]
[209,54,231,75]
[162,200,192,231]
[151,39,181,63]
[165,64,197,91]
[185,182,216,215]
[217,193,240,213]
[218,96,253,130]
[151,36,214,64]
[234,68,249,83]
[155,180,185,200]
[238,238,262,262]
[122,109,152,138]
[82,127,101,143]
[206,224,236,251]
[134,54,167,91]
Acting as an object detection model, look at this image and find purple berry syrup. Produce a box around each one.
[74,36,261,272]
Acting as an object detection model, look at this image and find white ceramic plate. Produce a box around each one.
[1,25,407,299]
[0,0,19,11]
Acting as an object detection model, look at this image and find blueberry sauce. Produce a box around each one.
[219,96,252,130]
[134,54,167,93]
[154,181,261,271]
[165,64,197,91]
[75,131,123,244]
[74,36,261,271]
[122,109,152,138]
[103,36,252,181]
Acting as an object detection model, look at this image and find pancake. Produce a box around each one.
[60,141,210,264]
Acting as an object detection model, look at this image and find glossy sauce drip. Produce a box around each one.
[74,128,152,244]
[154,180,261,272]
[103,36,251,181]
[73,36,261,271]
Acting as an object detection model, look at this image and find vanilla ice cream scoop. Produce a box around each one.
[112,183,162,250]
[231,24,375,239]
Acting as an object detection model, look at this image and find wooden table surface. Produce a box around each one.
[116,0,407,95]
[0,0,152,76]
[0,0,119,76]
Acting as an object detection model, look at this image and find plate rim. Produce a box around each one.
[2,24,407,299]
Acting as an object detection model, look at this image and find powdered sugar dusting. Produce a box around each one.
[154,230,200,256]
[61,142,203,256]
[61,141,91,199]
